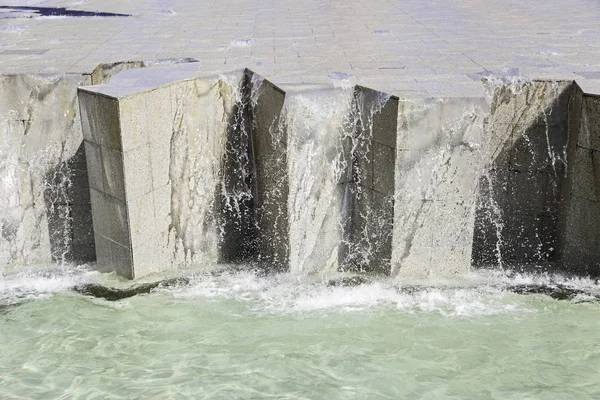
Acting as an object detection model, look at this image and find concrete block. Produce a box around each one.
[248,71,289,269]
[472,81,580,271]
[79,66,293,278]
[489,80,572,127]
[0,73,98,267]
[393,96,488,277]
[337,86,397,274]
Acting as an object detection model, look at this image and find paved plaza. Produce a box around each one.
[1,0,600,96]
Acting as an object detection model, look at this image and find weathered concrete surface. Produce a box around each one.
[471,81,581,272]
[393,96,489,279]
[79,66,289,278]
[247,73,289,270]
[0,73,93,268]
[286,86,397,274]
[0,59,199,272]
[560,93,600,276]
[339,86,397,274]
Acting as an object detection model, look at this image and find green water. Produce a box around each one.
[1,270,600,399]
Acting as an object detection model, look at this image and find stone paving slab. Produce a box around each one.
[1,0,600,97]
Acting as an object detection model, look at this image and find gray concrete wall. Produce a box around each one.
[393,96,489,279]
[0,73,93,269]
[560,93,600,276]
[471,81,580,272]
[248,72,289,271]
[339,86,398,274]
[79,67,291,278]
[80,75,231,278]
[286,87,397,275]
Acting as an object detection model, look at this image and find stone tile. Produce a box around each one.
[100,145,126,201]
[123,143,153,200]
[89,188,130,248]
[571,147,600,202]
[127,192,156,248]
[373,143,395,194]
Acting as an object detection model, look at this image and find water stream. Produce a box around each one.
[1,72,599,397]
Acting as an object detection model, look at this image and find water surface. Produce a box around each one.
[1,268,600,399]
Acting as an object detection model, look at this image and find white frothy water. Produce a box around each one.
[285,88,352,274]
[157,269,600,317]
[0,264,98,306]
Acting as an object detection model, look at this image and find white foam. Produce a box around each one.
[0,264,98,306]
[162,270,567,317]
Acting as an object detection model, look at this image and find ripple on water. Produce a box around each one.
[1,268,600,398]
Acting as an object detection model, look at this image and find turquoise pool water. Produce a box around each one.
[1,267,599,399]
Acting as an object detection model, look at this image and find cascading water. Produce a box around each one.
[0,73,92,271]
[392,96,490,280]
[285,88,352,275]
[168,75,237,266]
[1,68,600,399]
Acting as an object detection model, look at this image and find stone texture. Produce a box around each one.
[80,66,290,278]
[472,81,582,271]
[560,92,600,276]
[0,73,96,268]
[248,71,289,270]
[394,97,488,278]
[338,86,398,274]
[578,95,600,151]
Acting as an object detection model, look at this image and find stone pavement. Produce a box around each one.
[1,0,600,97]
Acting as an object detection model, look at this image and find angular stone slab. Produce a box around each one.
[247,72,289,270]
[79,65,288,279]
[0,73,93,268]
[339,86,398,274]
[286,86,398,275]
[472,81,581,271]
[560,92,600,276]
[393,96,489,279]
